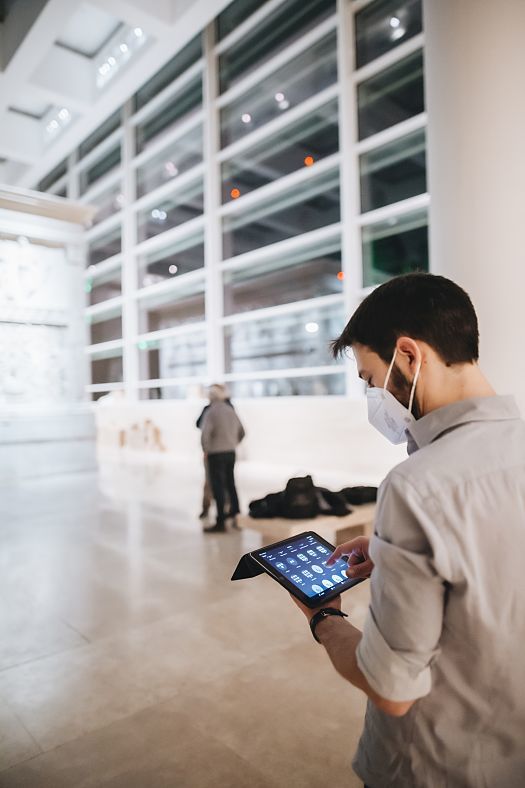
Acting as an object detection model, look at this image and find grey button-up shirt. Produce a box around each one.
[353,396,525,788]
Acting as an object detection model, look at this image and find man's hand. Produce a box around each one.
[326,536,374,580]
[289,591,341,622]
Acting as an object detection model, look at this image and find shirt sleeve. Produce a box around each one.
[356,473,447,702]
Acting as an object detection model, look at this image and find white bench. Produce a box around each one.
[237,503,376,547]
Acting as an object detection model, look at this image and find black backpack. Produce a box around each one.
[282,476,319,519]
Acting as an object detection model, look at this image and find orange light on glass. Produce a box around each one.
[230,187,241,199]
[304,155,314,167]
[337,271,345,281]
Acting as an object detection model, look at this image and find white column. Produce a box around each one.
[202,23,225,384]
[121,99,139,400]
[423,0,525,407]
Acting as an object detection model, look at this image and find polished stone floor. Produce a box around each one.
[0,461,369,787]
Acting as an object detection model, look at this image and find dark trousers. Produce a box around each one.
[207,451,239,525]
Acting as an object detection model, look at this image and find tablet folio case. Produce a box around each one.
[231,552,264,581]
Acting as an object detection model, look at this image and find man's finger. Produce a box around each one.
[346,560,373,579]
[326,536,369,566]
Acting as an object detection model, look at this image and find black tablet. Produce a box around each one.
[250,531,366,609]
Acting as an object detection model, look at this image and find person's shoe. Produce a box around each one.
[230,516,240,530]
[198,509,210,519]
[203,523,226,533]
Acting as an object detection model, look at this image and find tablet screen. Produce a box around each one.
[256,532,360,599]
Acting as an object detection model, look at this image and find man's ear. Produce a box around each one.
[395,337,422,369]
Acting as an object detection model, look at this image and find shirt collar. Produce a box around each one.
[407,395,521,451]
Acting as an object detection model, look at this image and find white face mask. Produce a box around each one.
[366,349,421,444]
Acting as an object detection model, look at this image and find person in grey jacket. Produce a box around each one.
[200,384,245,533]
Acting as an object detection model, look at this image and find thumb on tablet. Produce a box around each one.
[346,559,373,579]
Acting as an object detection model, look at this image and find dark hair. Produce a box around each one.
[332,273,479,364]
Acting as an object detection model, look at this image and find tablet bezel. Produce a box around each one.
[250,530,365,609]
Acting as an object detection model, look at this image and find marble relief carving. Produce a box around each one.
[0,238,70,404]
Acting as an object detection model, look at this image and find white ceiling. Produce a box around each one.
[56,3,121,58]
[0,0,233,190]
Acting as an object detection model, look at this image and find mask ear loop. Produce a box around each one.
[408,359,422,414]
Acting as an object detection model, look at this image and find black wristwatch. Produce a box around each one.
[309,608,348,643]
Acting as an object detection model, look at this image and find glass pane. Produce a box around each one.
[88,310,122,344]
[80,145,121,195]
[358,50,424,140]
[135,76,202,154]
[222,99,339,203]
[138,280,205,333]
[360,128,426,212]
[216,0,265,41]
[138,229,205,287]
[228,373,345,397]
[224,303,344,374]
[86,266,122,306]
[222,169,340,258]
[87,226,121,265]
[91,181,124,226]
[139,331,207,380]
[38,159,67,192]
[219,0,336,93]
[91,352,123,384]
[362,209,428,286]
[139,383,196,399]
[355,0,422,69]
[134,35,202,111]
[137,180,203,243]
[79,110,121,159]
[136,124,203,198]
[220,32,337,148]
[223,240,342,315]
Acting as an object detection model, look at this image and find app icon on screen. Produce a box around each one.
[287,557,298,566]
[332,575,343,583]
[312,565,323,574]
[297,553,308,562]
[312,584,323,594]
[276,562,286,570]
[322,579,334,588]
[291,574,303,584]
[317,546,329,554]
[307,549,317,557]
[302,570,314,579]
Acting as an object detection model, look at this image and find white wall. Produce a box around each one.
[95,396,406,497]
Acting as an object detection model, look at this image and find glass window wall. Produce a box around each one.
[87,226,121,266]
[360,128,426,212]
[136,124,203,197]
[355,0,422,69]
[223,239,342,315]
[79,145,121,196]
[219,0,336,93]
[135,77,202,154]
[79,110,121,160]
[90,180,123,226]
[88,309,123,345]
[91,348,123,384]
[228,373,345,397]
[138,280,205,334]
[136,179,204,243]
[222,169,340,258]
[362,208,428,286]
[138,330,207,380]
[86,266,122,306]
[220,31,338,148]
[221,99,338,203]
[137,229,205,287]
[134,35,202,111]
[224,303,344,374]
[357,50,424,140]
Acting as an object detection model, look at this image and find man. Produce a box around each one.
[200,384,245,533]
[196,393,235,519]
[291,273,525,787]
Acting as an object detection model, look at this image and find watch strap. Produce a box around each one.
[310,608,348,643]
